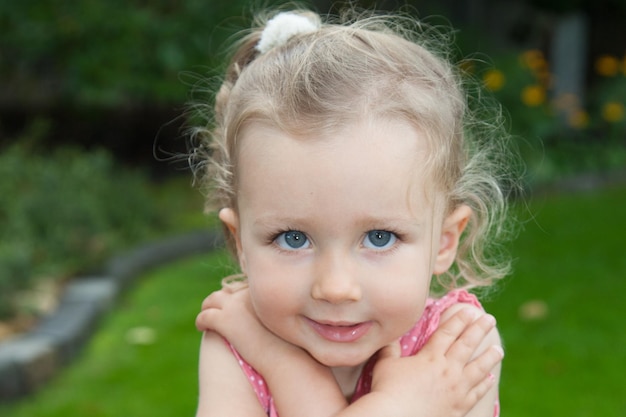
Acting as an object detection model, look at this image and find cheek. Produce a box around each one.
[377,280,429,325]
[246,256,302,321]
[371,253,432,325]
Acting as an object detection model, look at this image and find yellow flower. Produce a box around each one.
[520,50,552,87]
[483,69,505,91]
[602,102,624,122]
[521,50,549,78]
[568,109,589,129]
[595,55,620,77]
[521,85,546,107]
[520,50,547,72]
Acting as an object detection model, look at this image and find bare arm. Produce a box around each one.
[196,331,268,417]
[195,288,348,417]
[196,289,502,417]
[328,307,502,417]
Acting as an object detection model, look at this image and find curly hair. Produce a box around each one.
[188,7,521,292]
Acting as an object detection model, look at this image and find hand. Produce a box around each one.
[195,285,259,339]
[370,308,503,417]
[195,286,310,375]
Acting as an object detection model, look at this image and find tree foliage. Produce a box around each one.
[0,0,257,107]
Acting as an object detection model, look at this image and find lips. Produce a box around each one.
[305,318,373,343]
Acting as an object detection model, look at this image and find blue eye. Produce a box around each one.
[275,230,310,250]
[363,230,397,250]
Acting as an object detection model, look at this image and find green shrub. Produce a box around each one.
[0,139,164,318]
[0,0,265,106]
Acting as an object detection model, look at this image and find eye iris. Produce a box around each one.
[285,231,307,248]
[368,230,391,247]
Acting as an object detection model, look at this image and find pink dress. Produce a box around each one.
[227,290,500,417]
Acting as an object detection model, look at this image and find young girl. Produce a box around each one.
[191,8,516,417]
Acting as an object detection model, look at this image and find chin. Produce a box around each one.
[310,349,374,368]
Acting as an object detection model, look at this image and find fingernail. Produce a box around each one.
[483,314,497,326]
[488,372,495,381]
[493,345,505,358]
[462,308,481,320]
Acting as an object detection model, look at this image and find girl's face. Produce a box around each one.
[220,118,469,371]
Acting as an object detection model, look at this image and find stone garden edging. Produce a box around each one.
[0,230,224,401]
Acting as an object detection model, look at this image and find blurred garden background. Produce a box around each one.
[1,0,625,415]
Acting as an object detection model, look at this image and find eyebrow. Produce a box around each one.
[252,215,310,229]
[252,214,423,231]
[355,216,424,232]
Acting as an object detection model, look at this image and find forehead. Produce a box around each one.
[235,119,436,221]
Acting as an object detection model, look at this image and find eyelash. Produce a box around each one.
[267,228,297,245]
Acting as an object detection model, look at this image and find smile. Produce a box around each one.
[305,318,373,343]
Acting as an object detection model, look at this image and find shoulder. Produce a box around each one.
[438,290,501,347]
[402,290,489,356]
[431,289,482,312]
[196,331,268,417]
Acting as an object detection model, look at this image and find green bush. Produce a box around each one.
[0,0,276,107]
[0,137,165,318]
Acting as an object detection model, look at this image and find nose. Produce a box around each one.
[311,251,362,303]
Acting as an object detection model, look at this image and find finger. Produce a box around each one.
[195,309,221,332]
[422,308,481,354]
[464,344,504,386]
[201,290,225,310]
[461,371,498,411]
[445,313,497,363]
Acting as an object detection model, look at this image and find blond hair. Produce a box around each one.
[188,8,520,292]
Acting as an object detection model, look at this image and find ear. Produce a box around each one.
[218,208,247,273]
[432,205,472,275]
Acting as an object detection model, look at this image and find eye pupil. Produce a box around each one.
[285,231,307,248]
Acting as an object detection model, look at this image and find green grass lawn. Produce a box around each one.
[483,185,626,416]
[1,186,625,416]
[0,251,231,417]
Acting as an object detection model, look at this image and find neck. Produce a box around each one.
[331,363,366,401]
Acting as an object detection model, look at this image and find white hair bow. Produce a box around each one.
[256,12,320,54]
